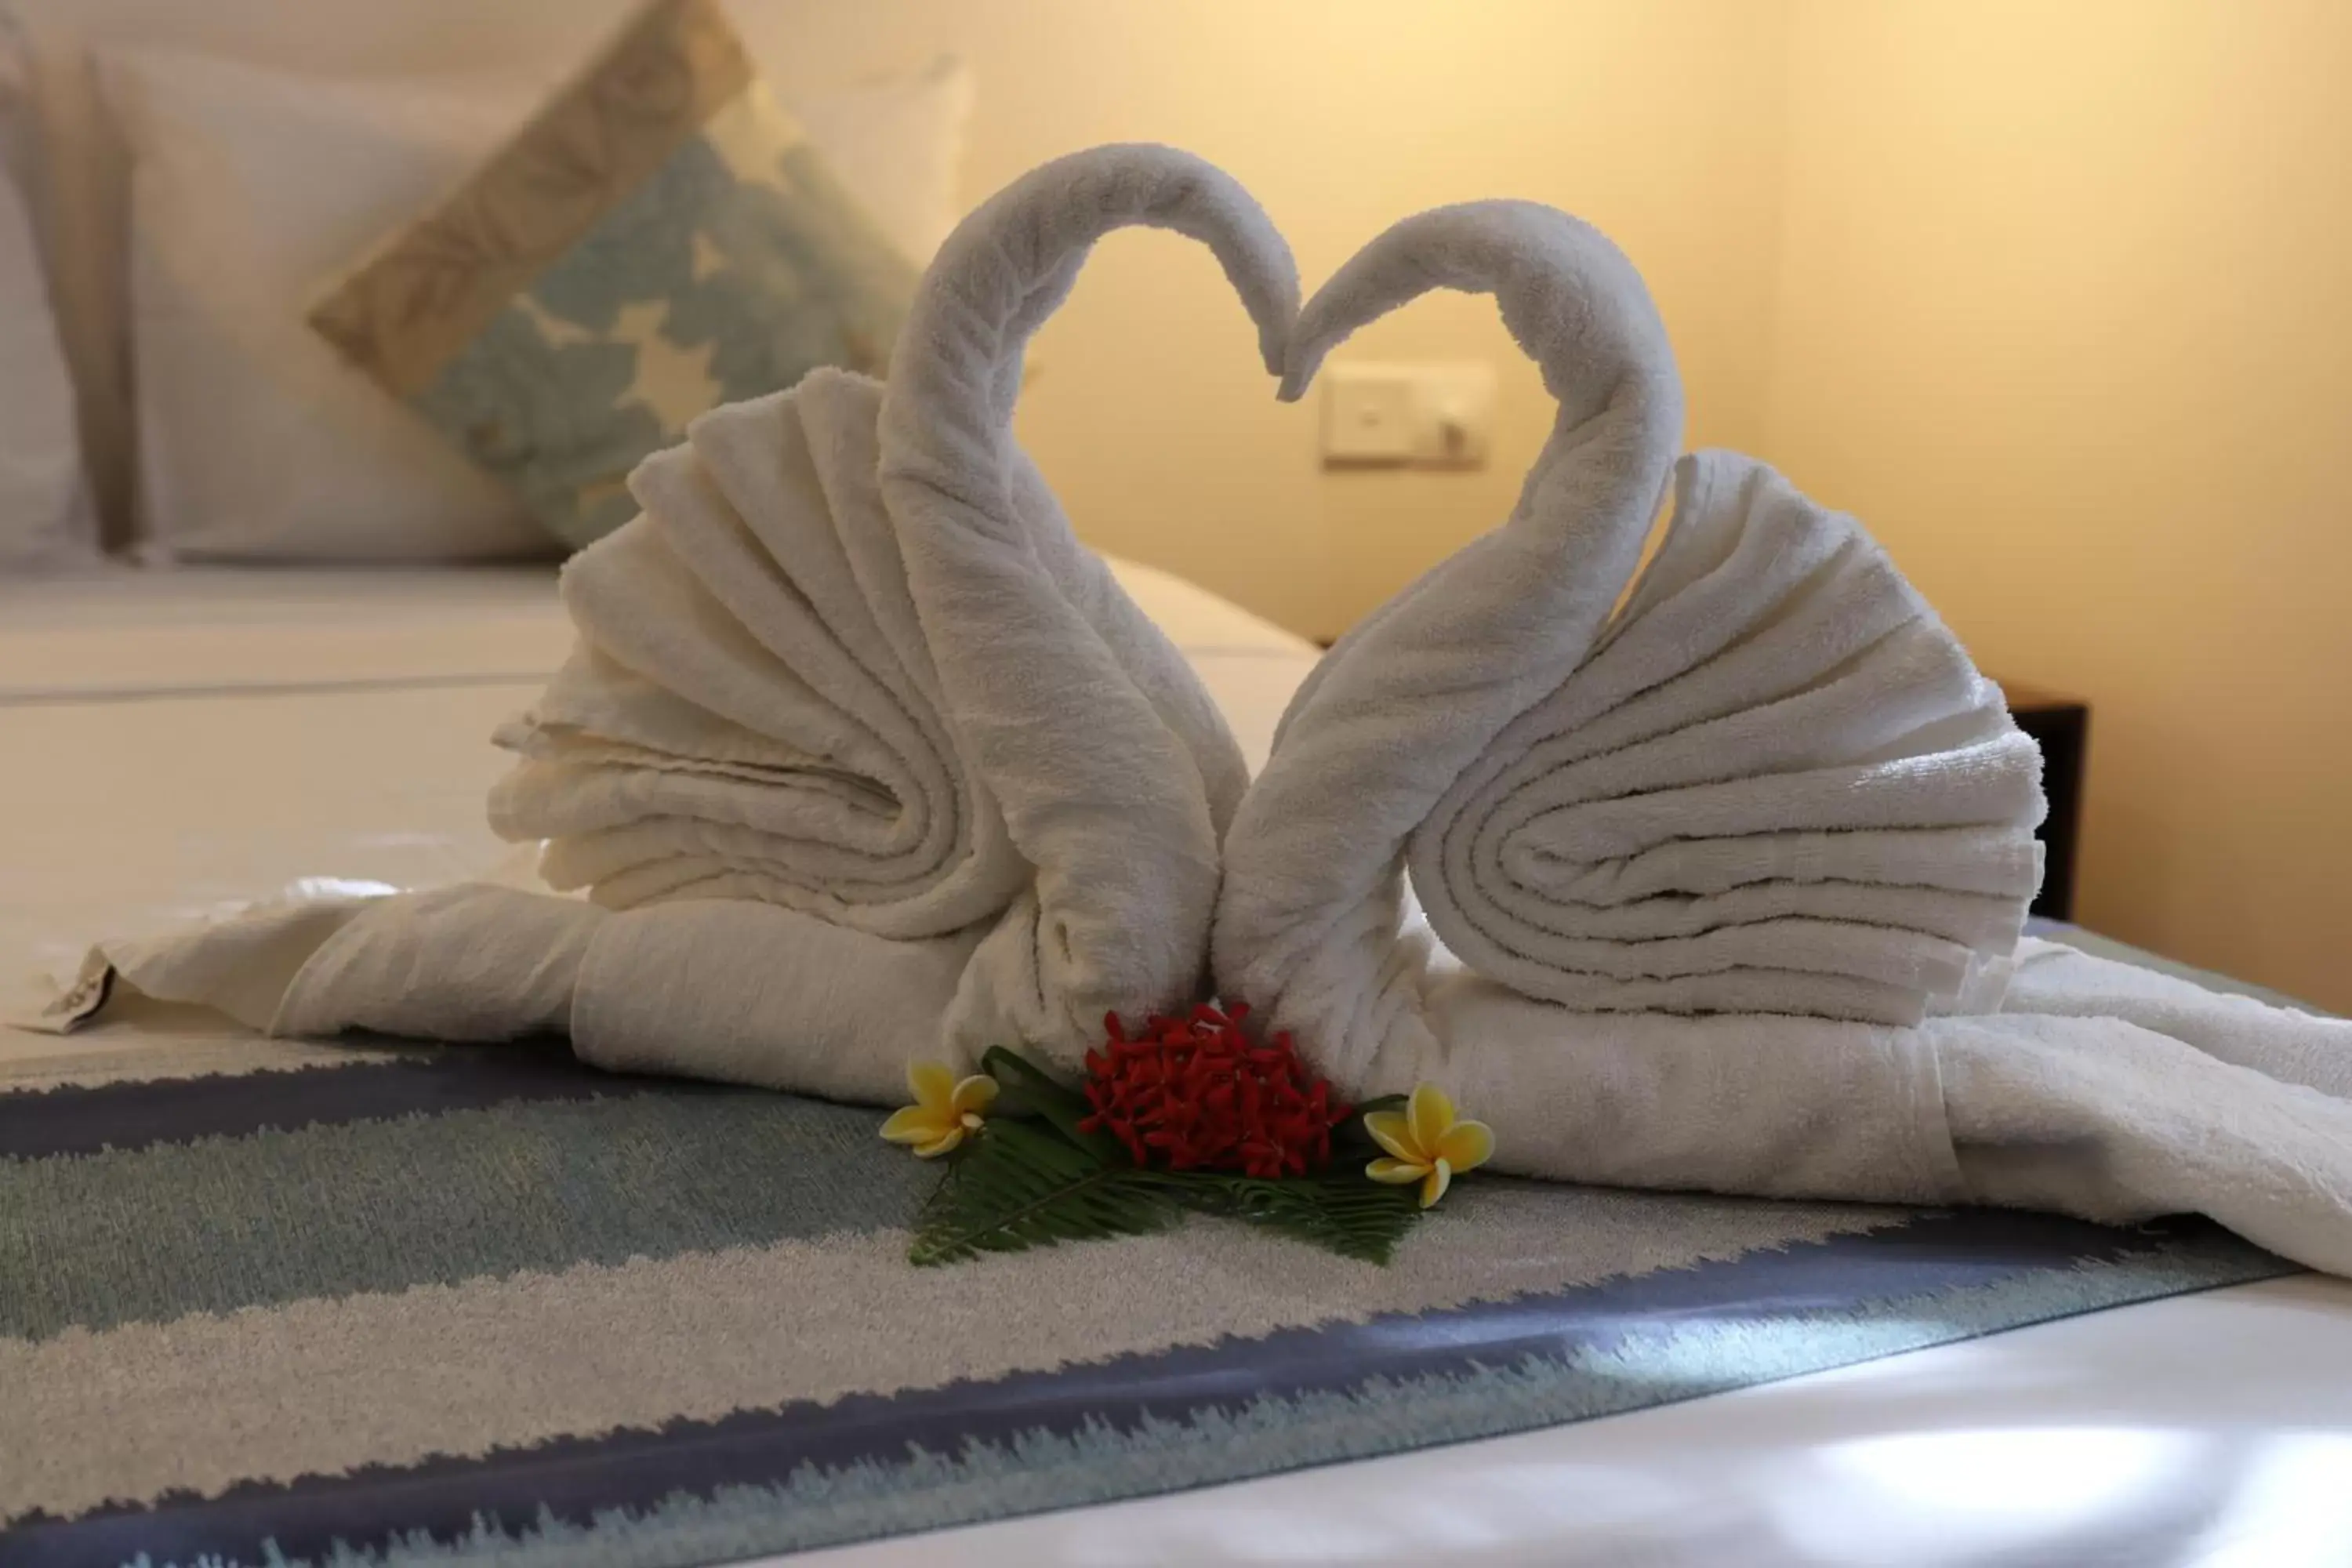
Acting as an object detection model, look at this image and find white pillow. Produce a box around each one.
[789,53,972,267]
[0,99,93,568]
[103,53,545,562]
[98,45,969,563]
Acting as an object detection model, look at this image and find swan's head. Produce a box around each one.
[884,143,1299,444]
[1278,201,1679,440]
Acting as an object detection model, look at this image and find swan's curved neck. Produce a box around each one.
[877,144,1298,538]
[1287,201,1684,620]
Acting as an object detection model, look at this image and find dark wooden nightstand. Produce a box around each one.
[1994,680,2089,921]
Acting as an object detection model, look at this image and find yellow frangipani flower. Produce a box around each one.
[1363,1083,1495,1208]
[880,1061,999,1158]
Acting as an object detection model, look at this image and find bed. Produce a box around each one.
[5,564,2350,1568]
[0,561,1309,990]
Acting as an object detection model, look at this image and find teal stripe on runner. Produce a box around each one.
[1,1093,925,1341]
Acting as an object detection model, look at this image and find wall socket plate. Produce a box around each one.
[1319,361,1496,468]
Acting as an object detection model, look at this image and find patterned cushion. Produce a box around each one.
[308,0,916,550]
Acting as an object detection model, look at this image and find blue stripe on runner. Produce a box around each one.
[3,1208,2288,1567]
[0,1040,721,1161]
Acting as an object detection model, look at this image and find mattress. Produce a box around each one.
[0,559,1313,707]
[5,565,2349,1566]
[0,561,1313,985]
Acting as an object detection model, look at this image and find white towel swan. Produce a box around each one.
[1216,202,2045,1084]
[1210,199,2352,1275]
[323,145,1298,1075]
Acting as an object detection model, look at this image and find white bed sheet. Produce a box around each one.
[5,564,2349,1567]
[0,560,1312,978]
[0,558,1313,702]
[801,1273,2352,1568]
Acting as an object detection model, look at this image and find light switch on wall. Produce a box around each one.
[1319,361,1495,468]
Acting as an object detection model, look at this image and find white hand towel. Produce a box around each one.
[16,886,959,1106]
[1216,201,2045,1093]
[491,143,1298,1062]
[1410,922,2352,1277]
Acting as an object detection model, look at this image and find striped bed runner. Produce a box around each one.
[2,1010,2295,1567]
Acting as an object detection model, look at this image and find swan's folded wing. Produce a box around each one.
[490,372,1029,942]
[1413,450,2045,1025]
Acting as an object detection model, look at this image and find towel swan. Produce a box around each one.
[437,144,1299,1069]
[1209,200,2352,1275]
[31,149,2352,1276]
[1215,201,2046,1088]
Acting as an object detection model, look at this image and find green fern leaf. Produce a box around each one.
[908,1120,1180,1266]
[906,1069,1429,1269]
[1160,1171,1422,1265]
[978,1044,1126,1163]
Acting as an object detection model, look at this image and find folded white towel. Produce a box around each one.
[493,381,1033,937]
[38,885,2350,1275]
[1410,914,2352,1277]
[1217,201,2046,1091]
[1412,450,2045,1022]
[490,143,1298,1062]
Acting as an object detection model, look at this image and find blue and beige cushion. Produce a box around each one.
[309,0,916,550]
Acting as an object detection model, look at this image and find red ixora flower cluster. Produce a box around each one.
[1077,1004,1351,1179]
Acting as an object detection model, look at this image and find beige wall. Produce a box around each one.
[1762,1,2352,1007]
[754,0,1794,638]
[18,0,1789,604]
